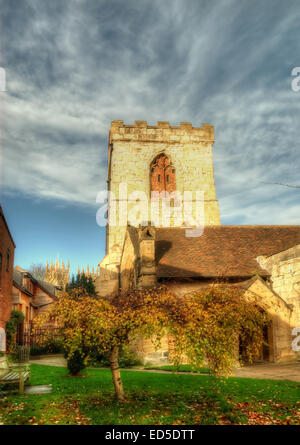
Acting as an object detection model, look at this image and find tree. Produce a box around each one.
[66,273,98,297]
[35,284,268,401]
[35,287,114,376]
[28,263,46,281]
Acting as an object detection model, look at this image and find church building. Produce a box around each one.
[96,120,300,365]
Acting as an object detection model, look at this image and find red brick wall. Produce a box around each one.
[0,207,15,330]
[12,283,54,323]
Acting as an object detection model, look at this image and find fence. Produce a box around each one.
[16,323,62,348]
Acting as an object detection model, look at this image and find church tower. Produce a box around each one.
[97,120,220,296]
[45,259,70,290]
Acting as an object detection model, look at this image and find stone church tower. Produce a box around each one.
[96,120,220,296]
[96,120,300,364]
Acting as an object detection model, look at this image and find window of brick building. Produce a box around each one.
[150,154,176,194]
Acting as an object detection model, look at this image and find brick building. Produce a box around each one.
[0,205,16,351]
[12,267,58,343]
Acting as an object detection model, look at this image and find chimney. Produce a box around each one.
[137,224,156,288]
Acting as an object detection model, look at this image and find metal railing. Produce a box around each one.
[16,323,62,347]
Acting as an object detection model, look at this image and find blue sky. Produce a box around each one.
[0,0,299,278]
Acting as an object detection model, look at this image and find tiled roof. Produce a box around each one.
[13,269,56,299]
[37,280,57,298]
[155,226,300,278]
[13,269,32,295]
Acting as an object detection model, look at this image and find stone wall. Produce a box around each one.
[257,245,300,326]
[132,334,172,365]
[119,226,139,292]
[244,278,295,362]
[135,278,296,364]
[95,253,119,297]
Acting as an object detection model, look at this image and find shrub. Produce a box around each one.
[66,350,86,376]
[88,345,142,368]
[118,345,143,368]
[30,345,46,356]
[30,337,63,356]
[87,349,110,367]
[6,310,25,351]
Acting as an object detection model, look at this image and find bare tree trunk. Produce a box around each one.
[109,346,125,401]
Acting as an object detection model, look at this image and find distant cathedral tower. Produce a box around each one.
[76,264,100,280]
[97,120,220,296]
[45,259,70,290]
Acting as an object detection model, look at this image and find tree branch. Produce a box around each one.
[262,182,300,188]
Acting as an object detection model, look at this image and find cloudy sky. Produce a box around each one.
[0,0,299,276]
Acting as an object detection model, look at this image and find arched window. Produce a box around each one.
[150,154,176,193]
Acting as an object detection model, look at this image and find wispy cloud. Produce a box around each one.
[0,0,299,223]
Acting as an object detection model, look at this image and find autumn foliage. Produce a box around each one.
[35,284,269,401]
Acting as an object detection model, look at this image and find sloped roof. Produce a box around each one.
[13,269,57,299]
[36,280,57,298]
[13,269,32,295]
[155,225,300,278]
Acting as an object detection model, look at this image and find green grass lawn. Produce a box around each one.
[144,364,210,373]
[0,364,299,425]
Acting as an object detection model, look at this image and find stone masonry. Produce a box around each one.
[96,120,300,364]
[96,120,220,296]
[257,245,300,327]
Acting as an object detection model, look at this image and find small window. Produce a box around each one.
[158,174,161,183]
[166,175,169,182]
[172,169,175,173]
[6,249,10,272]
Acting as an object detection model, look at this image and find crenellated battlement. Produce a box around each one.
[110,120,214,143]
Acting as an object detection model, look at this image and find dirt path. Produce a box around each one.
[233,362,300,382]
[29,355,300,382]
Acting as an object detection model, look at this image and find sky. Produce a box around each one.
[0,0,299,278]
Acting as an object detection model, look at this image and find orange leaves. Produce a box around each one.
[233,401,300,425]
